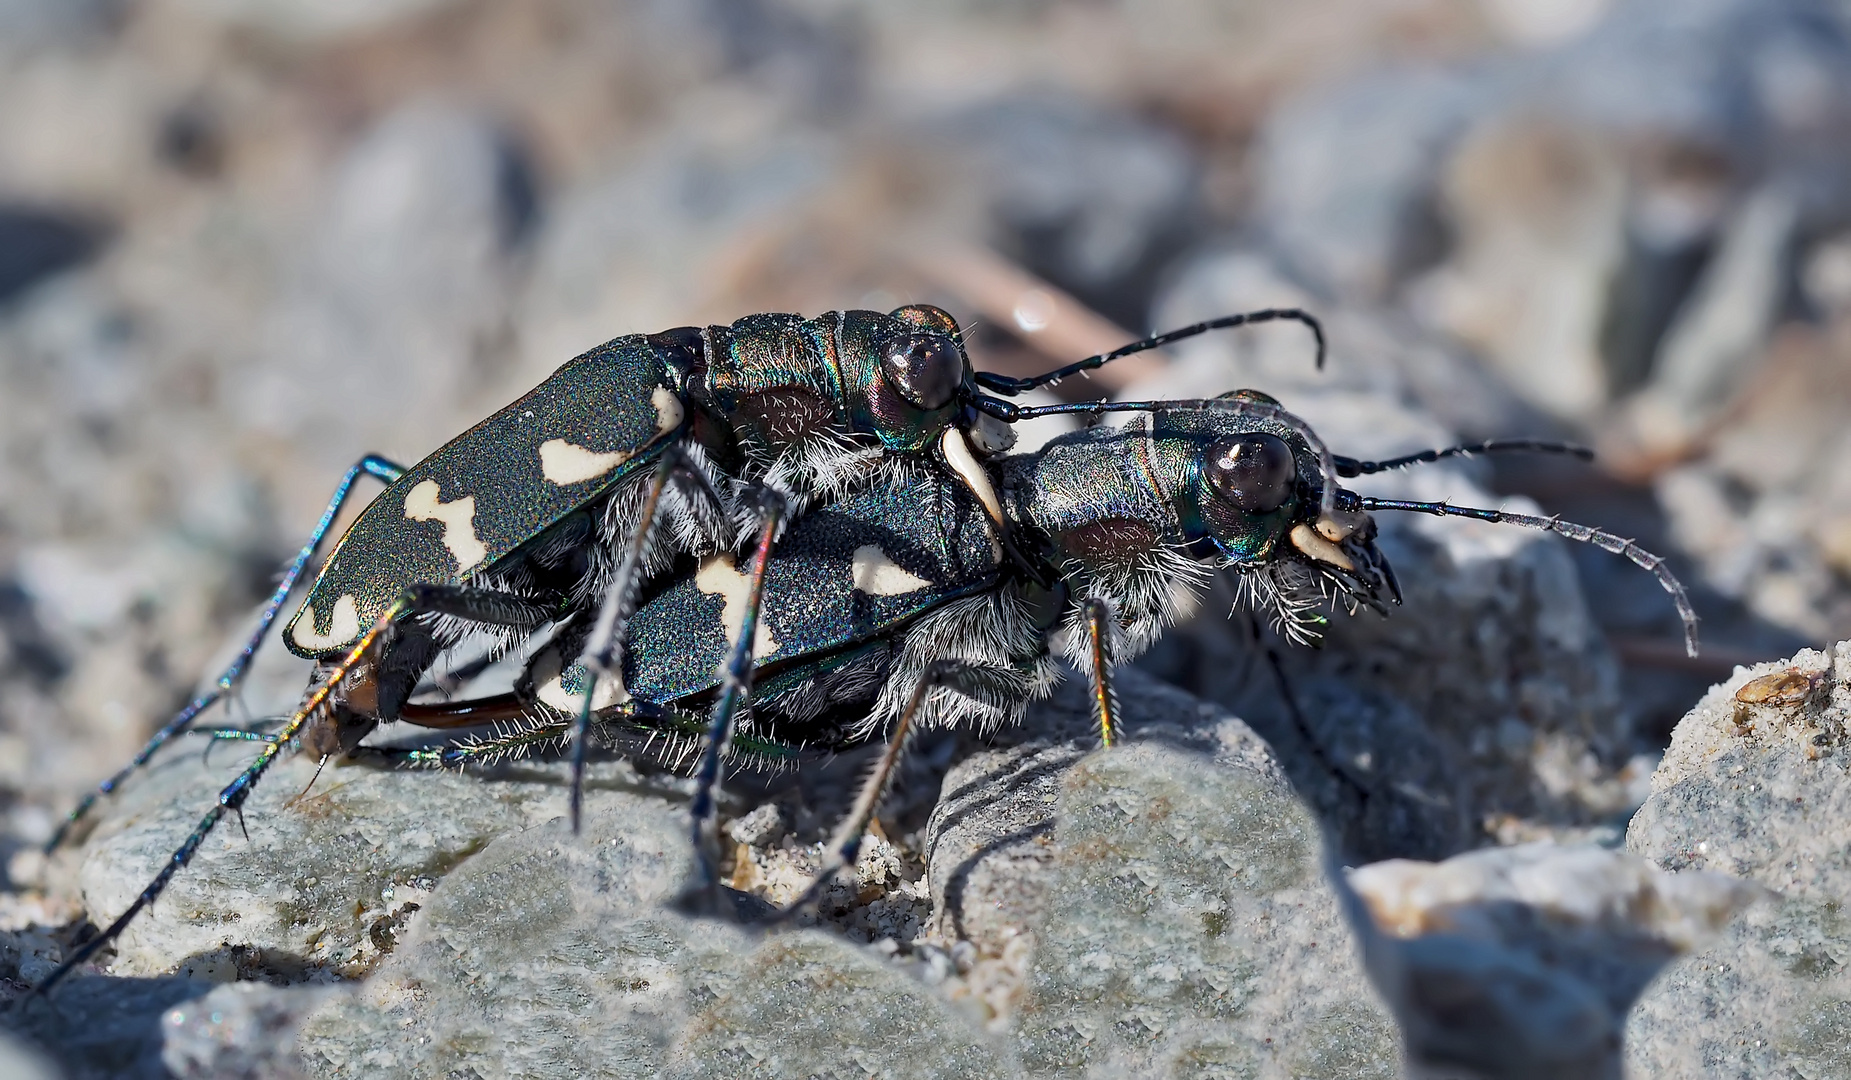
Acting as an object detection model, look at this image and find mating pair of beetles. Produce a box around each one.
[36,301,1698,993]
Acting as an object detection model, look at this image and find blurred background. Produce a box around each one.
[2,0,1849,904]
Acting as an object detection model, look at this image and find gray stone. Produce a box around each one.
[1253,67,1487,299]
[1626,640,1851,1077]
[163,982,336,1080]
[929,668,1401,1077]
[0,1029,62,1080]
[1341,842,1758,1079]
[168,0,465,43]
[74,738,680,980]
[237,100,526,463]
[3,972,209,1080]
[292,789,1009,1079]
[930,95,1198,320]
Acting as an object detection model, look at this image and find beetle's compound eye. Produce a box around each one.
[1205,433,1296,514]
[880,333,963,411]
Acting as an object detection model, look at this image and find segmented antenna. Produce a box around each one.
[1359,497,1699,657]
[1334,439,1592,477]
[973,308,1326,396]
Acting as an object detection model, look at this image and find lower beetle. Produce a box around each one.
[33,389,1698,993]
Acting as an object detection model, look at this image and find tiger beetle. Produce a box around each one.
[32,307,1700,996]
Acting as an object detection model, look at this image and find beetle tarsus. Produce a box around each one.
[42,454,407,856]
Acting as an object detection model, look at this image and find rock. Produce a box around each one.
[928,95,1199,326]
[237,100,529,463]
[1410,111,1630,422]
[293,789,1011,1079]
[163,982,336,1080]
[1625,640,1851,1077]
[929,667,1402,1076]
[0,207,104,307]
[1619,186,1797,456]
[70,658,1399,1078]
[511,127,838,386]
[1652,322,1851,643]
[74,737,684,979]
[0,1029,62,1080]
[168,0,466,43]
[1341,842,1759,1079]
[3,972,209,1080]
[1127,250,1631,862]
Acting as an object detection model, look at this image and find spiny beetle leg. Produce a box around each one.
[43,455,406,855]
[1082,598,1122,749]
[777,659,974,921]
[683,490,786,909]
[31,592,409,999]
[570,453,676,833]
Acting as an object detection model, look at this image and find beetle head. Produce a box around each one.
[1148,393,1398,638]
[835,305,975,454]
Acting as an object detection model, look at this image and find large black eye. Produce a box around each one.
[1206,433,1296,514]
[879,334,963,410]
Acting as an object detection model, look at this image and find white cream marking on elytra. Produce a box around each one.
[292,593,361,651]
[652,385,685,434]
[941,427,1005,525]
[851,545,931,596]
[403,479,488,571]
[532,645,628,713]
[539,439,633,486]
[696,553,779,658]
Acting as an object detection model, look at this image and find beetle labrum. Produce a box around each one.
[33,350,1702,993]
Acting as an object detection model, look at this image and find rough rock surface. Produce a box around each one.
[26,665,1408,1078]
[930,667,1401,1077]
[1626,641,1851,1077]
[163,981,334,1080]
[73,743,669,981]
[1343,842,1759,1079]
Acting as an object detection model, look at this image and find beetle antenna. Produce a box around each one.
[1334,439,1593,477]
[973,308,1325,396]
[1357,497,1699,657]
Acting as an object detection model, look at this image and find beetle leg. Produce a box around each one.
[569,454,676,833]
[777,659,974,921]
[1255,624,1370,807]
[1082,597,1122,748]
[44,455,407,856]
[684,489,786,902]
[31,588,414,999]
